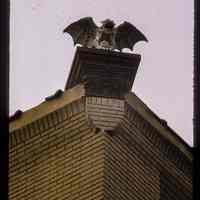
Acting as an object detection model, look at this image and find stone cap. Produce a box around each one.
[65,47,141,99]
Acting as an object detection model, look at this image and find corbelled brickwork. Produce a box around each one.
[9,47,193,200]
[102,94,192,200]
[86,96,124,130]
[9,86,193,200]
[9,92,105,200]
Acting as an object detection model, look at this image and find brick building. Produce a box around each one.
[9,47,193,200]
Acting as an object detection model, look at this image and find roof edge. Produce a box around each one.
[125,92,193,160]
[9,84,85,132]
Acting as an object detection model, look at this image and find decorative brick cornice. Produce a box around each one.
[86,96,124,130]
[9,97,86,148]
[124,102,192,176]
[9,84,85,132]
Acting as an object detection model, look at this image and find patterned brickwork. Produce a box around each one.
[102,121,192,200]
[103,126,159,200]
[9,46,193,200]
[9,94,193,200]
[9,97,105,200]
[124,102,192,177]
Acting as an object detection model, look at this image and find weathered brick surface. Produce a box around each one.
[102,120,192,200]
[9,98,105,200]
[103,125,160,200]
[9,95,192,200]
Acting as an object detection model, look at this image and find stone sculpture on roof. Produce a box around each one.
[63,17,148,51]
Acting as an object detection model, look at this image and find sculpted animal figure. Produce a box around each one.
[63,17,148,51]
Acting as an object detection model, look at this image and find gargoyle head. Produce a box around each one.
[101,19,115,29]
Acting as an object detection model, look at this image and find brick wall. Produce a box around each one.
[9,94,192,200]
[9,97,105,200]
[102,118,192,200]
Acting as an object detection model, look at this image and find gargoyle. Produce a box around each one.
[63,17,148,51]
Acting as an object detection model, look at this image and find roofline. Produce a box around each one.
[125,92,193,160]
[10,83,192,160]
[9,84,85,132]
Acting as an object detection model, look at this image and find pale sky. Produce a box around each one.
[10,0,194,146]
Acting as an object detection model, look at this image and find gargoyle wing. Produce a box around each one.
[63,17,98,46]
[115,21,148,51]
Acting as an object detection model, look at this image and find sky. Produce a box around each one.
[10,0,193,146]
